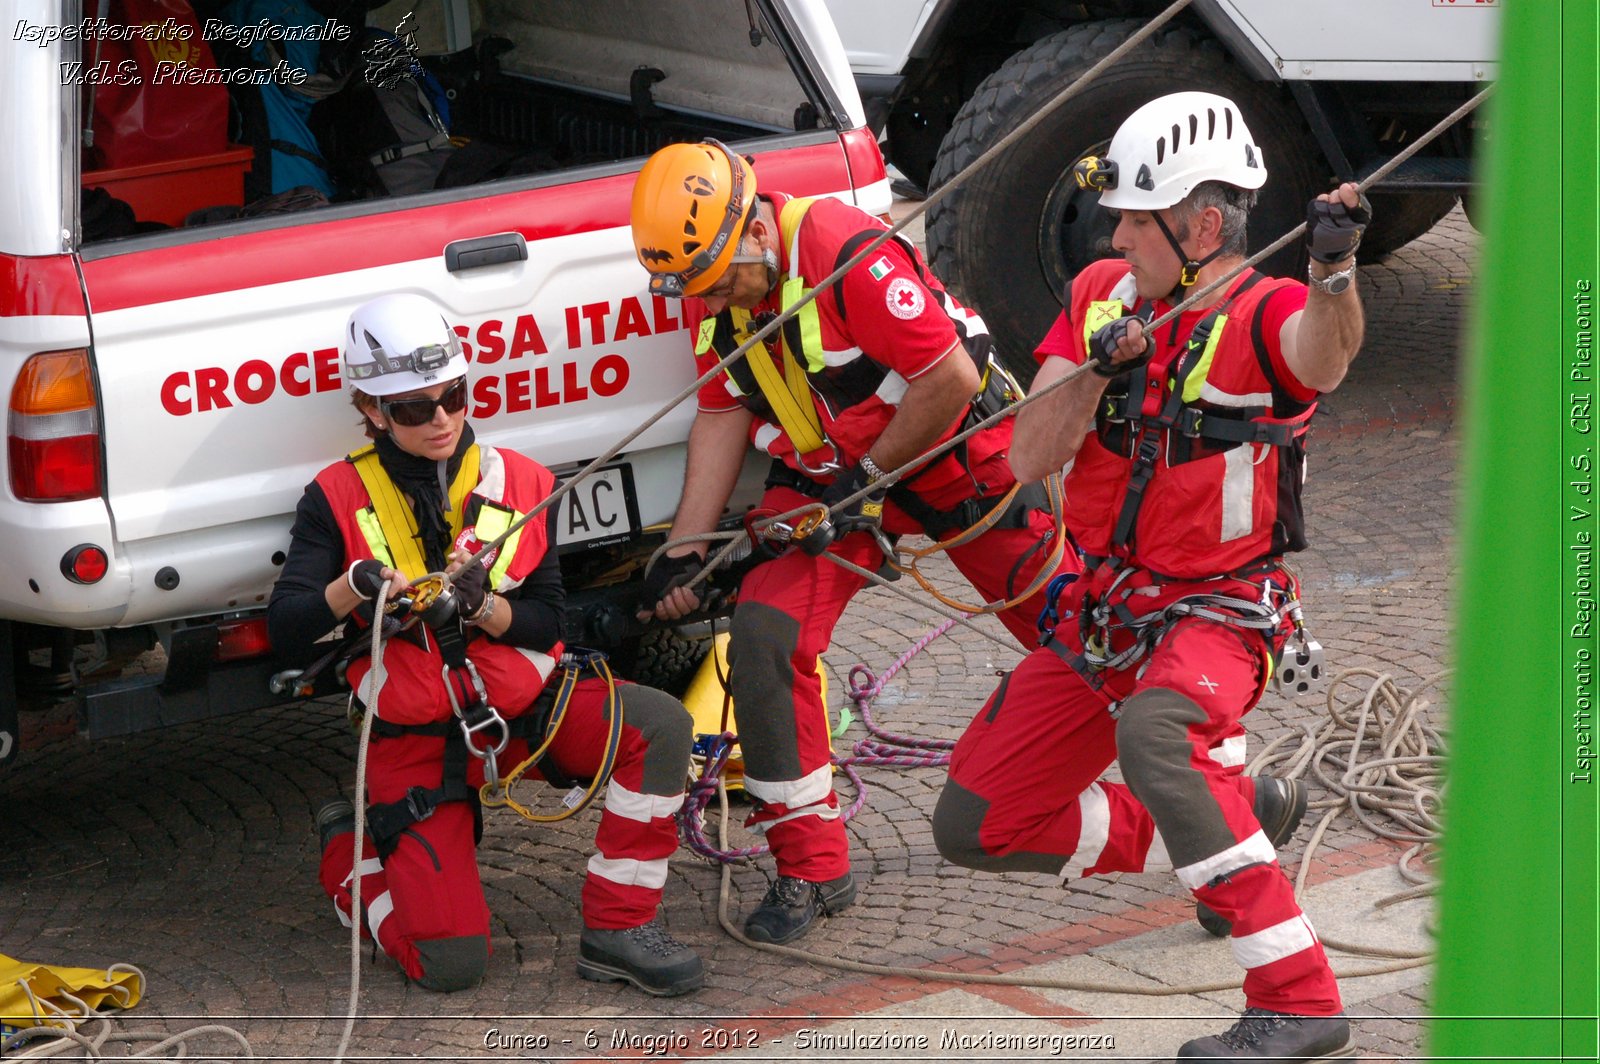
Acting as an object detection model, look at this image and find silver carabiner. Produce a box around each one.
[795,452,843,477]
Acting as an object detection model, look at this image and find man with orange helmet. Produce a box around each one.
[931,92,1369,1061]
[628,140,1079,945]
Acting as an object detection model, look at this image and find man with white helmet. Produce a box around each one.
[268,293,704,997]
[931,91,1368,1061]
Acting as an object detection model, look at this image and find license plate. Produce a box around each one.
[554,464,640,550]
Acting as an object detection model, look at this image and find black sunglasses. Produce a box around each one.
[380,378,469,427]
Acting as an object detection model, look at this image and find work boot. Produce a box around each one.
[316,798,355,852]
[1196,777,1309,937]
[577,920,705,996]
[742,872,856,945]
[1177,1007,1354,1060]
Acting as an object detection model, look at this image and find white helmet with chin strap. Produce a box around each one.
[1075,91,1266,295]
[343,293,469,397]
[1096,91,1266,210]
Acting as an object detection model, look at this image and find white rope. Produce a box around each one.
[1,967,253,1061]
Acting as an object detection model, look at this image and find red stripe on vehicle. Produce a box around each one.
[0,254,86,318]
[80,141,855,313]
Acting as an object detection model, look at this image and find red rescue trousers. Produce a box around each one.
[318,678,690,988]
[934,563,1341,1016]
[730,484,1080,883]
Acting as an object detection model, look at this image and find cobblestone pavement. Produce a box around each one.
[0,209,1474,1062]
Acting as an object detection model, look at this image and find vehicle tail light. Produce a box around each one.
[8,349,103,502]
[215,618,274,662]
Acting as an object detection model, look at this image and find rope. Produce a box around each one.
[375,0,1203,621]
[663,83,1495,608]
[1,967,253,1061]
[1246,668,1448,960]
[683,628,1439,989]
[331,583,390,1064]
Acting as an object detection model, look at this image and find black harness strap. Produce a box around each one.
[364,727,478,860]
[1108,272,1266,552]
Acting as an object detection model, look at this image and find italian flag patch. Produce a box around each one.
[868,256,894,281]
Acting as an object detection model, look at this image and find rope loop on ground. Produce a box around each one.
[2,966,254,1061]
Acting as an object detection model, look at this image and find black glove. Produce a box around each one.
[1087,315,1150,379]
[1304,193,1373,264]
[346,560,389,600]
[639,552,703,611]
[820,463,888,536]
[450,559,490,621]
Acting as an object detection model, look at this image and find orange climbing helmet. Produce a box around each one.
[630,139,759,298]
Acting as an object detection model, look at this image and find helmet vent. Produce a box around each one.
[1156,138,1165,165]
[1171,123,1181,152]
[683,240,702,255]
[1136,163,1154,191]
[1245,144,1259,169]
[684,220,698,237]
[1189,114,1199,143]
[1207,108,1216,139]
[688,200,699,218]
[1225,108,1234,138]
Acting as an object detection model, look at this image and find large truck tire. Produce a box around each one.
[1360,192,1462,260]
[625,624,712,698]
[925,20,1322,381]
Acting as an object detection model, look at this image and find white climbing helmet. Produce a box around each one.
[342,293,468,397]
[1098,91,1267,211]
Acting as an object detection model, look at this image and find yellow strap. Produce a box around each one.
[480,657,625,823]
[350,444,481,578]
[735,306,829,455]
[717,195,831,456]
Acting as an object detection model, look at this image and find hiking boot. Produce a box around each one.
[742,872,856,945]
[316,798,355,852]
[1177,1007,1354,1060]
[1197,777,1309,937]
[577,921,705,996]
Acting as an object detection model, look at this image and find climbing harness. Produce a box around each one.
[480,650,625,823]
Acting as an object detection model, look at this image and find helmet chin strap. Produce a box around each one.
[1152,210,1225,303]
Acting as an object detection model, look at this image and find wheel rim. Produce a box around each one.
[1038,141,1117,303]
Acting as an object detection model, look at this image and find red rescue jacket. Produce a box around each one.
[315,443,561,724]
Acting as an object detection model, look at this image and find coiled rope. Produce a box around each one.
[1,966,253,1061]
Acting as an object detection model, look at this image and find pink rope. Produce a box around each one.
[677,615,966,863]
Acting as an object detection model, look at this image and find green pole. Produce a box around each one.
[1434,0,1599,1058]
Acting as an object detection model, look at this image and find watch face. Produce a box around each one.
[1324,272,1352,295]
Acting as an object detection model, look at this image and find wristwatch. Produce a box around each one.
[859,452,889,482]
[1306,262,1357,296]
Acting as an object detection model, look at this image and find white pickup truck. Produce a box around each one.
[824,0,1499,373]
[0,0,889,767]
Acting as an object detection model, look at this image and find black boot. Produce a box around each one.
[742,872,856,945]
[1197,777,1309,936]
[1177,1008,1354,1061]
[577,920,705,996]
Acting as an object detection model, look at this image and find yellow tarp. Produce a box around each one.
[0,952,141,1028]
[682,631,839,790]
